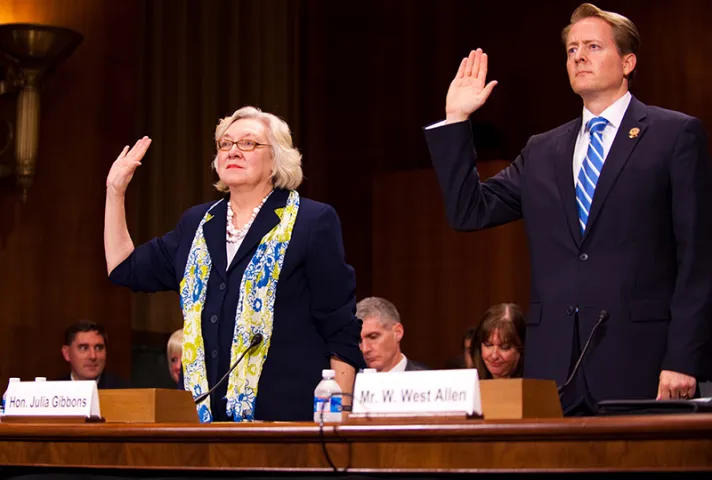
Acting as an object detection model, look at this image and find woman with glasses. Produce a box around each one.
[104,106,364,422]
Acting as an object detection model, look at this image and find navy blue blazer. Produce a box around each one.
[404,358,428,371]
[110,188,365,421]
[425,96,712,404]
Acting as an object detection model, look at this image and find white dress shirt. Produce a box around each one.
[226,237,243,268]
[71,372,100,384]
[572,91,632,184]
[387,354,408,372]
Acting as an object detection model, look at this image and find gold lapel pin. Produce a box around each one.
[629,127,640,139]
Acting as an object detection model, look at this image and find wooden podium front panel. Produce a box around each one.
[480,378,563,419]
[1,415,712,473]
[98,389,199,423]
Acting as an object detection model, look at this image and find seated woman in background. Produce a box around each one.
[167,329,183,385]
[471,303,525,379]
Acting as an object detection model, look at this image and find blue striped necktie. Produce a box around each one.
[576,116,608,234]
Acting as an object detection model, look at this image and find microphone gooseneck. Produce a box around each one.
[193,333,264,405]
[558,310,609,397]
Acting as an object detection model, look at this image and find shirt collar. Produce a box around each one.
[71,371,100,383]
[388,354,408,372]
[581,91,632,131]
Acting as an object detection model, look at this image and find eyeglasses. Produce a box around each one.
[216,138,271,152]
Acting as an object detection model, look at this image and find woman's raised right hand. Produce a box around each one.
[106,136,152,197]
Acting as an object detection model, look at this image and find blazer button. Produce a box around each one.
[211,349,218,359]
[580,253,589,261]
[566,305,575,315]
[220,282,227,291]
[210,314,218,324]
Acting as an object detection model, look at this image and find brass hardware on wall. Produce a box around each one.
[0,23,83,201]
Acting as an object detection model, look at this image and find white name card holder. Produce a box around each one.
[2,380,103,423]
[349,369,481,420]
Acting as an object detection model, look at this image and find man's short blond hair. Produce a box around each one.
[561,3,641,83]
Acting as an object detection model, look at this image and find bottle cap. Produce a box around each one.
[322,369,335,379]
[34,377,47,382]
[8,377,20,383]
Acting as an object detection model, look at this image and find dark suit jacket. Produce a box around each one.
[424,96,712,404]
[110,188,365,421]
[62,372,128,389]
[405,358,428,371]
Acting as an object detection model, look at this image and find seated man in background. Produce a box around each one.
[167,328,183,385]
[61,321,128,389]
[357,297,427,372]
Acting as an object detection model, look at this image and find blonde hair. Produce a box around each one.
[212,106,303,192]
[167,329,183,357]
[562,4,641,84]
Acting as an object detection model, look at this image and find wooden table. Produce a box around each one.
[1,414,712,476]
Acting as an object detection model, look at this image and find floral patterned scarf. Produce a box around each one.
[180,191,299,422]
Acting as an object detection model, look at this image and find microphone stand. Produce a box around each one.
[558,310,609,397]
[193,333,263,405]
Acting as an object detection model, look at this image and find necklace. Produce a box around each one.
[226,191,273,243]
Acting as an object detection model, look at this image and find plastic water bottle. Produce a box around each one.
[313,369,342,423]
[1,377,21,414]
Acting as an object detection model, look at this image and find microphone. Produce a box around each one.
[558,310,609,397]
[193,333,263,405]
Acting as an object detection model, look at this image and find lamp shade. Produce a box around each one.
[0,23,83,84]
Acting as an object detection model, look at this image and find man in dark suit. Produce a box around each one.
[357,297,428,372]
[424,3,712,414]
[61,321,128,389]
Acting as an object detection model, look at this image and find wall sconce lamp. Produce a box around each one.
[0,23,83,200]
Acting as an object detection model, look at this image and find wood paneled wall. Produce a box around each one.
[372,165,530,368]
[0,0,142,385]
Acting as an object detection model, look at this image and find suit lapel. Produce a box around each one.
[227,189,288,273]
[583,96,647,241]
[555,118,584,247]
[202,198,228,282]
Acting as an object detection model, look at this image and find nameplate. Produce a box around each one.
[4,380,100,417]
[351,369,481,417]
